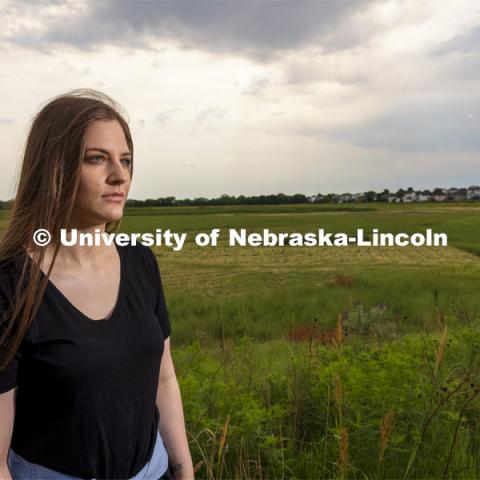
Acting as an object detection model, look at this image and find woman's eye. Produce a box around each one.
[86,155,131,168]
[87,155,105,163]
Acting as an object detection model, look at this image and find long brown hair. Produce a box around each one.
[0,88,134,375]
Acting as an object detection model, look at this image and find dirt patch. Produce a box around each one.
[325,275,354,288]
[286,322,348,345]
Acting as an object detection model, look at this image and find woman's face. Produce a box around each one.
[73,119,132,228]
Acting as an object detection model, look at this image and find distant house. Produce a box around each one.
[467,186,480,200]
[433,194,447,202]
[448,188,467,201]
[338,193,353,203]
[417,191,432,202]
[352,193,367,202]
[403,191,418,203]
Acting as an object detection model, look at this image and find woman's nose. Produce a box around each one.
[108,157,129,182]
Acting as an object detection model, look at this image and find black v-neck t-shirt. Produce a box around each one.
[0,243,171,479]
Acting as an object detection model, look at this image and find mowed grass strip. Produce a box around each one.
[152,241,479,295]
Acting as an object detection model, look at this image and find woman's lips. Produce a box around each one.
[102,193,125,202]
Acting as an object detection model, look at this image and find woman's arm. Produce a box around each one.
[156,338,194,480]
[0,387,15,480]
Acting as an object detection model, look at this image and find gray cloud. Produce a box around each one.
[155,107,182,124]
[195,106,228,125]
[292,96,480,153]
[3,0,378,60]
[283,59,368,86]
[242,76,272,96]
[433,24,480,56]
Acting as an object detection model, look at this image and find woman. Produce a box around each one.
[0,89,194,479]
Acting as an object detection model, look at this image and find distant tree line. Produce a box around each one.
[121,186,480,206]
[1,186,478,210]
[125,193,308,207]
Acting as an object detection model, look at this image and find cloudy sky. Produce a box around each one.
[0,0,479,201]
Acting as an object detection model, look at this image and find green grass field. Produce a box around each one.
[2,202,480,479]
[118,202,480,340]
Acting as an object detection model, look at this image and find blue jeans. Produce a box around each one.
[7,430,174,480]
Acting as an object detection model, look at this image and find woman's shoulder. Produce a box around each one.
[119,241,154,259]
[118,242,157,272]
[0,264,12,296]
[0,254,23,304]
[119,243,159,291]
[0,252,24,288]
